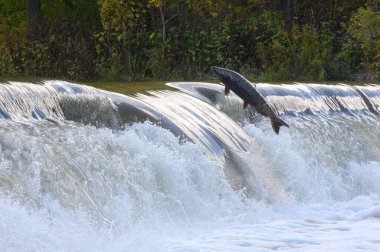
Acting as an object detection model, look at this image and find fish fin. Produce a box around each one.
[224,87,230,96]
[243,101,249,109]
[270,115,289,135]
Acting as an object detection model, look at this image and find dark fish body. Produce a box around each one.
[211,66,289,134]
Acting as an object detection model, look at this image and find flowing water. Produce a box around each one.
[0,80,379,251]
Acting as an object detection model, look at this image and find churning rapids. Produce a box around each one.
[0,80,379,251]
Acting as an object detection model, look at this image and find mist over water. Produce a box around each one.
[0,81,379,251]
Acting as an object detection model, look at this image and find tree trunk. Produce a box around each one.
[178,0,186,63]
[160,3,166,58]
[27,0,41,40]
[286,0,292,33]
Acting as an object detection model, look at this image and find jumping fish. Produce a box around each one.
[211,66,289,134]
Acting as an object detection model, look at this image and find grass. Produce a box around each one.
[82,81,170,95]
[81,79,218,95]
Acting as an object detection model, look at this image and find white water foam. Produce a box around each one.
[0,120,379,251]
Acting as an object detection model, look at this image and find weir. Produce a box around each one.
[0,80,379,251]
[0,81,378,166]
[0,80,377,163]
[168,82,380,116]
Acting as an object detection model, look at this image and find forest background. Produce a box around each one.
[0,0,379,82]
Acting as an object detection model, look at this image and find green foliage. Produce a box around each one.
[0,0,378,81]
[348,3,380,79]
[257,24,327,81]
[96,0,152,80]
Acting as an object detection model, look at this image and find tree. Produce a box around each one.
[27,0,40,39]
[149,0,180,58]
[348,2,380,79]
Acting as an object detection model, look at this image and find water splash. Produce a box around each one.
[0,80,379,251]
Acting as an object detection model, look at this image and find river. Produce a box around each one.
[0,80,379,251]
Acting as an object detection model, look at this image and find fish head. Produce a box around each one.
[211,66,247,88]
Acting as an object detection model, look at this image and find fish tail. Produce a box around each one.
[270,115,289,134]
